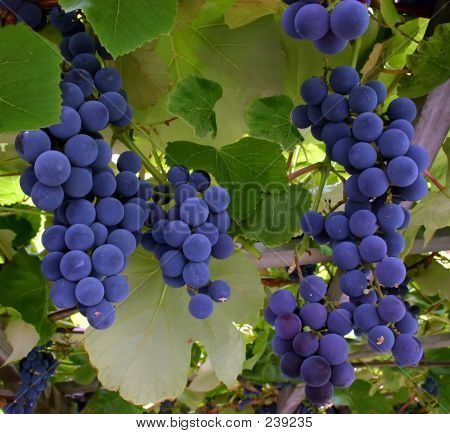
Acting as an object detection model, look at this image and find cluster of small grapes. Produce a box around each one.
[141,165,235,319]
[281,0,370,55]
[264,277,355,406]
[421,375,439,396]
[16,6,148,329]
[3,345,58,414]
[0,0,46,29]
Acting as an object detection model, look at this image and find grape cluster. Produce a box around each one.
[421,375,439,396]
[141,165,235,320]
[0,0,46,29]
[15,6,146,329]
[281,0,370,55]
[4,345,58,414]
[264,277,355,406]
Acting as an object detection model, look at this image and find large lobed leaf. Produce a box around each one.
[60,0,178,58]
[85,249,264,405]
[0,24,61,133]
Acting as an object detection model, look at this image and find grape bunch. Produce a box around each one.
[15,6,147,329]
[281,0,370,55]
[141,165,235,320]
[421,375,439,396]
[3,345,58,414]
[264,277,355,406]
[0,0,46,29]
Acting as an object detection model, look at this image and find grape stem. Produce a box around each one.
[114,131,166,184]
[288,162,322,181]
[0,206,51,217]
[370,264,385,299]
[48,307,78,322]
[312,157,330,212]
[424,170,449,197]
[351,38,361,69]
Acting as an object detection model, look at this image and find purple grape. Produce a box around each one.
[375,257,406,287]
[275,313,302,340]
[272,335,293,356]
[299,303,327,330]
[340,270,367,297]
[332,241,361,270]
[330,362,355,388]
[189,294,213,319]
[269,289,296,315]
[327,309,353,336]
[299,275,327,302]
[293,332,319,357]
[300,355,331,387]
[280,351,303,377]
[392,334,423,367]
[318,333,348,365]
[368,325,395,353]
[353,303,380,331]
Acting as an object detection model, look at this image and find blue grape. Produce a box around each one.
[358,167,389,198]
[211,233,234,259]
[293,332,319,357]
[311,124,324,140]
[50,5,78,32]
[117,151,141,173]
[41,252,64,281]
[183,234,211,262]
[281,3,304,39]
[90,222,108,247]
[395,311,418,335]
[272,335,293,357]
[340,270,367,297]
[60,37,73,60]
[269,289,296,315]
[42,225,67,252]
[107,229,136,257]
[96,92,127,122]
[64,69,94,97]
[0,0,22,10]
[406,145,428,173]
[163,220,191,247]
[103,275,129,303]
[392,334,423,367]
[387,97,417,122]
[179,197,209,227]
[348,142,377,170]
[94,67,123,93]
[63,167,93,198]
[71,53,101,76]
[333,241,361,270]
[31,182,64,211]
[324,213,350,241]
[396,175,428,201]
[300,211,324,236]
[389,119,414,141]
[294,4,329,40]
[313,29,348,55]
[344,174,369,202]
[378,129,410,159]
[330,0,369,40]
[167,165,190,186]
[92,170,117,197]
[152,219,169,244]
[300,275,327,302]
[264,306,277,325]
[275,313,302,340]
[78,101,109,132]
[141,232,157,252]
[183,262,210,288]
[352,112,383,142]
[383,231,405,257]
[299,303,327,330]
[330,362,355,388]
[121,203,145,232]
[138,180,153,201]
[16,1,43,28]
[321,94,349,122]
[280,351,303,378]
[195,222,219,246]
[349,86,378,114]
[375,257,406,287]
[115,172,139,198]
[368,325,395,352]
[300,355,331,387]
[339,302,356,314]
[64,134,99,167]
[329,66,359,95]
[378,295,406,322]
[204,186,230,213]
[377,204,405,232]
[110,104,133,127]
[349,209,378,238]
[189,170,211,192]
[19,167,36,196]
[163,274,185,288]
[305,382,333,406]
[15,130,51,164]
[86,300,116,329]
[307,104,326,126]
[66,199,96,225]
[318,333,348,365]
[64,224,94,251]
[175,183,197,205]
[189,294,214,319]
[75,277,105,306]
[92,244,124,276]
[60,82,84,110]
[353,303,380,332]
[92,140,112,170]
[351,289,377,305]
[208,211,231,233]
[34,151,71,187]
[387,156,419,187]
[208,280,231,303]
[60,250,92,281]
[366,80,387,104]
[359,235,387,263]
[160,250,187,278]
[331,137,354,166]
[327,309,353,336]
[291,105,311,129]
[321,122,351,147]
[50,278,77,309]
[49,106,81,139]
[69,32,95,56]
[300,77,327,106]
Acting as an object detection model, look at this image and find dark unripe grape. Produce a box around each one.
[280,351,303,378]
[211,234,234,259]
[313,29,348,55]
[95,68,123,93]
[300,77,328,106]
[281,3,304,39]
[368,325,395,353]
[353,303,380,332]
[291,105,311,129]
[378,295,406,322]
[275,313,302,340]
[299,275,327,302]
[318,333,348,365]
[331,362,355,388]
[392,334,423,367]
[272,335,293,357]
[31,182,64,211]
[375,257,406,287]
[299,303,327,330]
[168,165,190,186]
[377,204,405,232]
[64,69,94,97]
[340,270,367,297]
[329,66,360,95]
[269,289,296,315]
[366,80,387,104]
[327,309,353,336]
[86,300,116,329]
[406,145,429,173]
[294,4,329,41]
[189,294,214,319]
[183,262,210,288]
[293,331,319,357]
[49,106,81,140]
[387,97,417,122]
[324,213,350,241]
[332,241,361,270]
[300,211,324,236]
[358,168,389,198]
[66,199,96,225]
[395,311,418,335]
[300,355,331,387]
[15,130,51,164]
[359,235,387,263]
[330,0,369,40]
[349,85,378,114]
[352,113,383,142]
[50,278,77,309]
[321,94,349,122]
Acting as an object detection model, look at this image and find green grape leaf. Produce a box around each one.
[3,319,39,365]
[60,0,178,58]
[413,259,450,301]
[380,0,402,27]
[238,185,311,247]
[85,249,264,405]
[83,390,143,414]
[0,251,55,342]
[73,363,98,385]
[399,23,450,98]
[0,206,41,249]
[246,95,302,151]
[0,24,61,134]
[168,76,223,138]
[165,138,287,221]
[224,0,281,29]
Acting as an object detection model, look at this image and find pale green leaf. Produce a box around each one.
[224,0,281,29]
[3,319,39,365]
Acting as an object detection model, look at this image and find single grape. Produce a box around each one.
[405,145,428,173]
[300,77,328,106]
[15,130,51,164]
[368,325,395,353]
[387,97,417,122]
[163,274,185,289]
[98,91,127,121]
[318,333,348,365]
[353,303,381,332]
[103,275,129,303]
[329,66,360,95]
[92,171,117,198]
[63,167,93,198]
[324,213,350,241]
[189,170,211,192]
[211,234,234,259]
[269,289,296,315]
[264,305,277,326]
[66,199,96,226]
[395,311,418,335]
[366,80,387,104]
[340,270,367,297]
[189,294,214,319]
[41,252,64,281]
[64,224,95,251]
[378,295,406,323]
[275,313,302,340]
[377,204,405,232]
[110,104,133,127]
[60,250,92,281]
[300,275,327,302]
[359,235,387,263]
[94,67,122,93]
[20,166,38,196]
[160,250,187,278]
[78,101,109,132]
[392,334,423,367]
[307,104,326,126]
[48,106,81,140]
[90,222,108,247]
[383,231,406,257]
[291,105,311,129]
[50,278,77,309]
[86,300,116,329]
[117,151,142,174]
[183,234,211,262]
[293,331,319,357]
[280,351,303,378]
[299,303,328,330]
[204,186,230,213]
[64,69,94,97]
[281,2,304,39]
[358,167,389,198]
[294,4,329,41]
[75,277,105,306]
[333,241,361,270]
[330,362,355,388]
[327,309,353,336]
[71,53,101,76]
[395,175,428,201]
[339,302,356,314]
[375,257,406,287]
[313,29,348,55]
[208,280,231,303]
[167,165,190,186]
[183,262,210,288]
[300,211,324,236]
[352,113,384,142]
[344,174,369,202]
[69,32,95,56]
[330,0,369,40]
[107,229,136,257]
[64,134,99,167]
[300,355,331,387]
[163,220,191,247]
[321,122,351,146]
[194,222,219,246]
[331,137,354,166]
[31,182,64,211]
[349,85,378,114]
[351,289,378,305]
[305,382,333,406]
[120,203,145,232]
[16,1,43,28]
[272,335,293,357]
[92,244,124,276]
[91,139,113,171]
[348,142,377,170]
[321,94,349,122]
[42,225,67,252]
